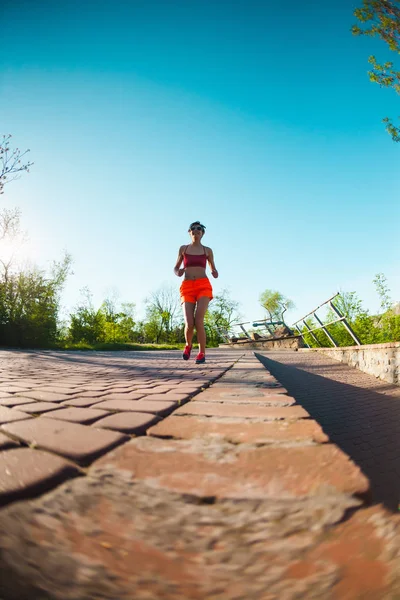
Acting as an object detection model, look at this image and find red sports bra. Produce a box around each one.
[183,246,207,268]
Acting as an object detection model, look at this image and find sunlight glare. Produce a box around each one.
[0,236,40,269]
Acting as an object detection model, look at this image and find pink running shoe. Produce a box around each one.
[195,352,205,364]
[182,345,192,361]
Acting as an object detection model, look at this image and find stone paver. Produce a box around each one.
[136,385,176,394]
[2,417,129,465]
[14,401,63,414]
[174,401,309,419]
[32,385,79,395]
[141,392,193,402]
[14,390,71,402]
[90,391,146,402]
[0,396,41,407]
[0,406,32,424]
[62,397,107,407]
[91,398,178,415]
[0,432,18,450]
[256,350,400,511]
[95,412,161,434]
[44,407,109,424]
[0,448,80,505]
[97,435,368,500]
[68,390,109,398]
[0,385,32,393]
[148,415,330,444]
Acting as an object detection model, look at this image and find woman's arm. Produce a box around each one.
[207,248,218,278]
[174,245,185,277]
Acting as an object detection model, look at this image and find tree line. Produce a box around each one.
[0,230,240,349]
[65,285,240,349]
[258,278,400,347]
[0,135,242,349]
[0,242,241,349]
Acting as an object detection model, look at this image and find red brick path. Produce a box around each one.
[0,349,399,599]
[0,349,234,504]
[256,350,400,511]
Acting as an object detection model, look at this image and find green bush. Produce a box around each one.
[300,289,400,348]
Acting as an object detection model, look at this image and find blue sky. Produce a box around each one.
[1,0,399,329]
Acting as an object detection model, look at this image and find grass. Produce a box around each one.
[54,341,185,351]
[1,340,222,351]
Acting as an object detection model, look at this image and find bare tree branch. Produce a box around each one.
[0,134,34,194]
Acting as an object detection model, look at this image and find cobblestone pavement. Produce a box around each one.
[1,349,400,599]
[0,349,236,506]
[256,350,400,512]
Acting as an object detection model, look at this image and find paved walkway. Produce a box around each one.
[0,349,235,505]
[1,348,400,599]
[256,350,400,511]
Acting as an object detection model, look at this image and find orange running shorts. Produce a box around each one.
[180,277,213,304]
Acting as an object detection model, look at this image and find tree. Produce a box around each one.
[101,288,121,343]
[117,302,137,342]
[0,252,72,347]
[101,294,137,343]
[0,208,26,282]
[0,153,29,277]
[68,287,106,345]
[67,289,138,346]
[144,285,181,343]
[327,291,374,346]
[0,134,72,347]
[0,137,78,347]
[372,272,400,341]
[301,281,400,348]
[373,272,392,311]
[204,289,241,345]
[353,0,400,140]
[1,134,32,251]
[259,289,294,324]
[1,135,31,282]
[0,207,23,241]
[330,290,368,321]
[0,134,33,194]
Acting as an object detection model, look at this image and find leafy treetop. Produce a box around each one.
[353,0,400,141]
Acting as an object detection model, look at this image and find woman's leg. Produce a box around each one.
[194,296,210,354]
[183,302,196,347]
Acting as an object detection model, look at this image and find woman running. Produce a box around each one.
[174,221,218,363]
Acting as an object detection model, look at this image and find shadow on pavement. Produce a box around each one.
[256,353,400,512]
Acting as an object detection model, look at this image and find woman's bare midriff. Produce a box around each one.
[184,267,207,281]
